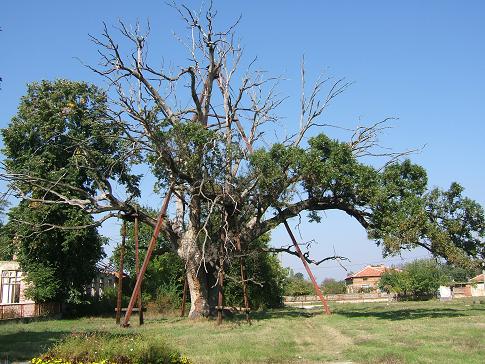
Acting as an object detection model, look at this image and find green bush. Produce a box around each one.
[24,264,61,302]
[64,287,132,317]
[284,271,314,296]
[155,282,182,313]
[320,278,347,294]
[43,332,192,364]
[379,259,446,299]
[358,286,375,294]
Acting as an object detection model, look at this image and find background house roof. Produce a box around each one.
[471,273,485,283]
[345,265,390,280]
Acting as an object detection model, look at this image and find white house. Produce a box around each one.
[0,260,34,305]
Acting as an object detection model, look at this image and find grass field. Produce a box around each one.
[1,299,484,363]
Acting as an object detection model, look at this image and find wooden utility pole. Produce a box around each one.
[217,239,225,325]
[116,220,126,324]
[282,220,331,315]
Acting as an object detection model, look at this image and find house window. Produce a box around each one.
[363,277,368,281]
[1,270,21,304]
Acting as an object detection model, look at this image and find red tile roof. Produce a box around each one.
[345,265,391,280]
[471,273,485,282]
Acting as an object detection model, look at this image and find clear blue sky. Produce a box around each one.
[1,1,484,280]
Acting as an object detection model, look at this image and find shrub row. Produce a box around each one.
[38,332,192,364]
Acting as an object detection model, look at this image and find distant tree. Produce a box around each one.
[320,278,347,294]
[379,269,410,296]
[284,270,314,296]
[405,259,445,298]
[439,263,479,284]
[379,259,445,299]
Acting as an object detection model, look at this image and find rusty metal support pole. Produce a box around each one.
[180,273,188,317]
[134,215,144,325]
[282,220,331,315]
[116,220,126,324]
[240,257,251,324]
[217,239,225,325]
[217,268,224,325]
[122,188,173,327]
[236,238,251,324]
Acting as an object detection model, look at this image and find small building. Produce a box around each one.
[0,260,34,305]
[438,285,452,300]
[345,264,393,293]
[1,259,124,320]
[1,260,123,303]
[469,273,485,297]
[439,273,485,300]
[449,283,471,298]
[85,262,127,298]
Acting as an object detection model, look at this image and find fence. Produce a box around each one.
[284,292,396,305]
[0,302,61,320]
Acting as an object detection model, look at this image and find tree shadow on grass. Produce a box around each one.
[226,307,324,323]
[334,307,478,321]
[225,304,485,323]
[0,330,70,361]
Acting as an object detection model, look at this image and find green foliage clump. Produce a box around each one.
[0,80,132,302]
[283,271,314,296]
[2,79,140,195]
[439,263,479,284]
[379,259,446,299]
[43,332,192,364]
[69,286,132,318]
[143,254,185,302]
[320,278,347,294]
[224,234,288,309]
[155,281,183,313]
[23,264,61,303]
[1,202,105,303]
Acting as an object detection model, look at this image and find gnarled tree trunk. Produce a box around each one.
[185,257,210,318]
[178,227,211,318]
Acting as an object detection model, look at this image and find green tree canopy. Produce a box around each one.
[284,270,314,296]
[0,80,116,302]
[379,259,447,299]
[320,278,347,295]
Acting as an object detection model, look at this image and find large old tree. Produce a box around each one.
[2,3,484,317]
[1,80,110,301]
